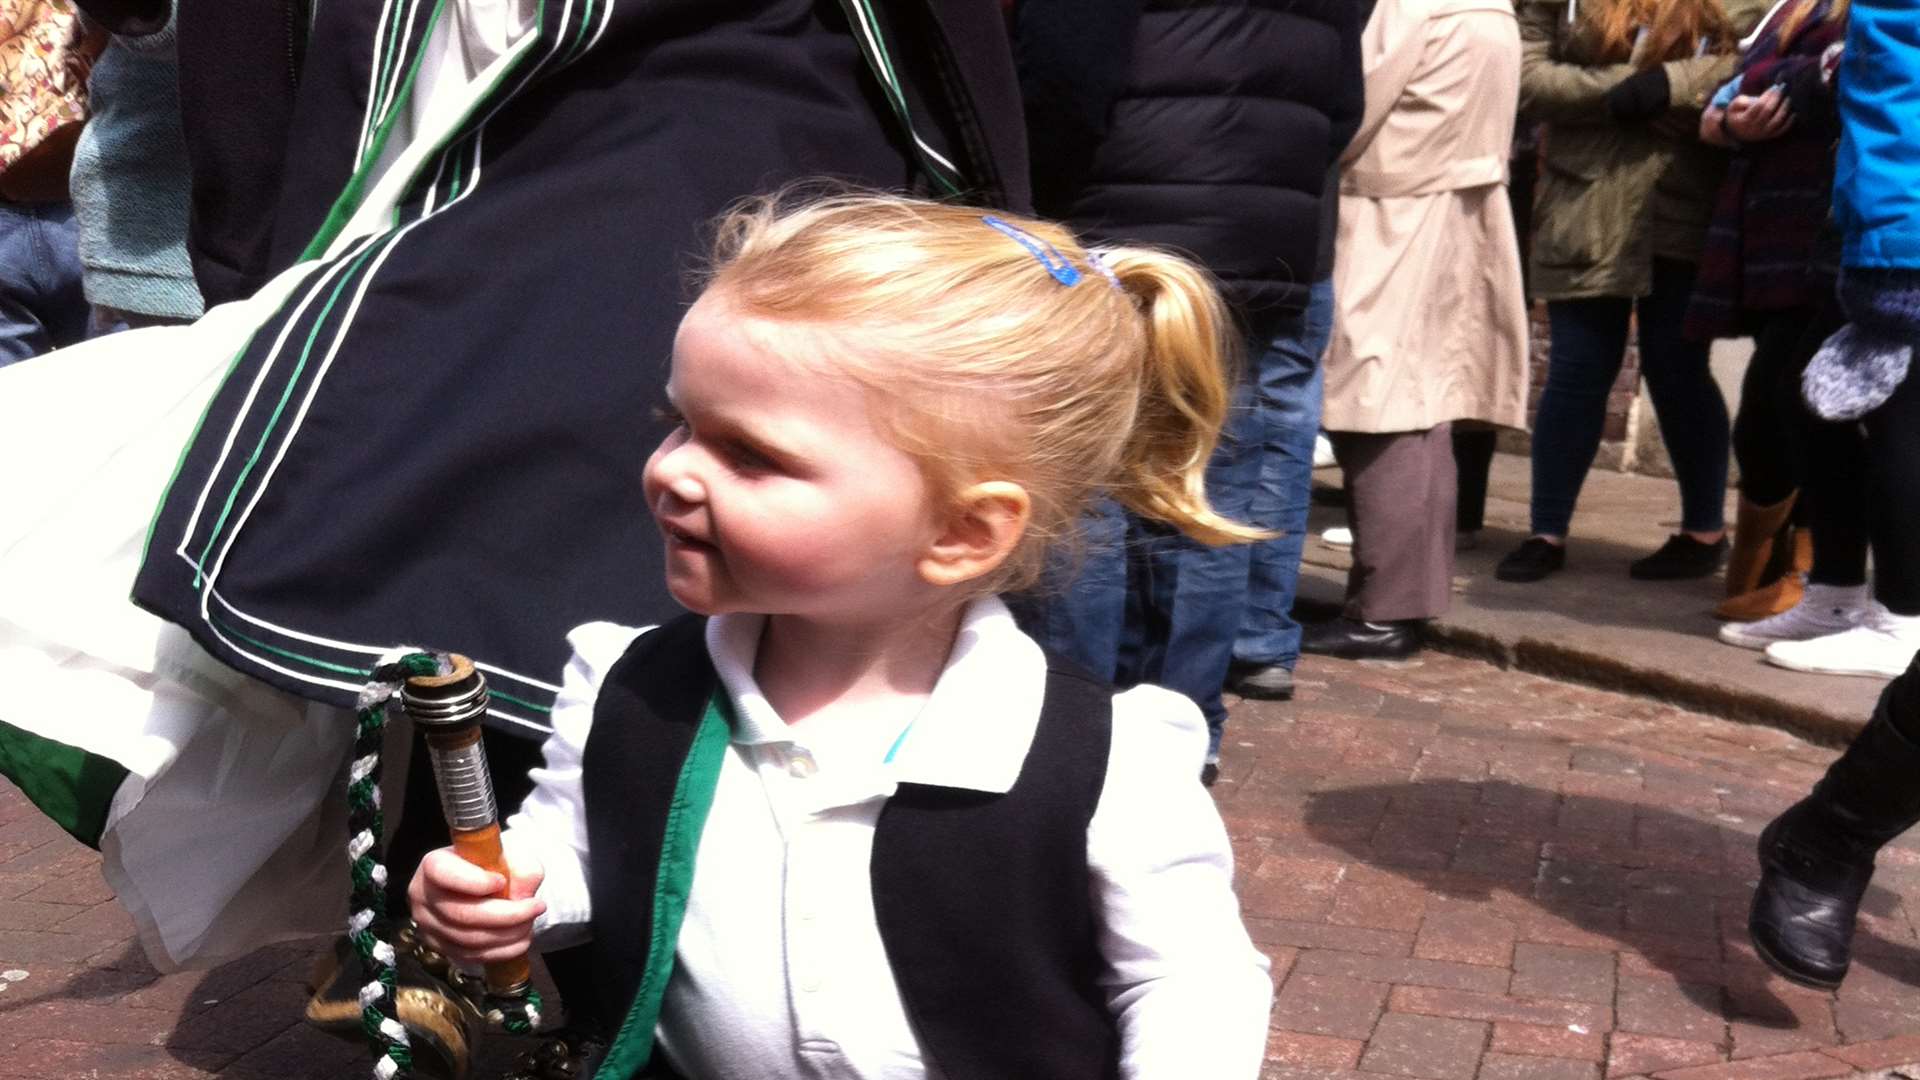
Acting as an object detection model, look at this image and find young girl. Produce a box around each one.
[408,194,1274,1079]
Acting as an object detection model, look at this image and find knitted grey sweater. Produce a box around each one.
[69,16,203,320]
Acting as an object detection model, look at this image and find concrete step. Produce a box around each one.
[1297,452,1886,745]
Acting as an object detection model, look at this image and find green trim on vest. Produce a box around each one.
[594,692,732,1080]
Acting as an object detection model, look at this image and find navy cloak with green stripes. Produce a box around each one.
[132,0,1027,736]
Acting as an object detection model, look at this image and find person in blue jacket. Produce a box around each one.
[1748,0,1920,991]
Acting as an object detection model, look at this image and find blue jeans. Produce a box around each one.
[1235,278,1335,671]
[0,201,87,368]
[1531,258,1729,538]
[1020,372,1263,759]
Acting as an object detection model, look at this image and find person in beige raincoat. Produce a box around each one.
[1308,0,1529,660]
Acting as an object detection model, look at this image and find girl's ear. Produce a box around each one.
[918,481,1031,588]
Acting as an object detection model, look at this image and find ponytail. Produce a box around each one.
[1102,248,1272,547]
[702,191,1269,597]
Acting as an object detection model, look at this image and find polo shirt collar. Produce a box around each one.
[703,596,1048,794]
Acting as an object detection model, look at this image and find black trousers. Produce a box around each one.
[1862,347,1920,614]
[1452,425,1498,534]
[1729,303,1872,591]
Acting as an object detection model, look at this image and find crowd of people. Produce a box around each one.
[0,0,1918,1078]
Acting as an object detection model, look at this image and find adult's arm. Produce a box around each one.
[1799,2,1920,422]
[1013,0,1145,214]
[1834,0,1920,269]
[1518,1,1739,126]
[1326,0,1368,156]
[70,0,168,36]
[1518,1,1635,123]
[1340,0,1433,167]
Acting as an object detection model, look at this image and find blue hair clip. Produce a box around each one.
[982,215,1083,287]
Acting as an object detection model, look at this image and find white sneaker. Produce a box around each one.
[1719,583,1870,651]
[1321,526,1353,548]
[1313,434,1336,469]
[1764,604,1920,678]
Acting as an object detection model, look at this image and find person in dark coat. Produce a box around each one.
[1015,0,1363,779]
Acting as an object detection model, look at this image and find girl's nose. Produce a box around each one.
[646,437,707,506]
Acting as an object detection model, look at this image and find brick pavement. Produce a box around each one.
[5,651,1920,1078]
[1218,654,1920,1080]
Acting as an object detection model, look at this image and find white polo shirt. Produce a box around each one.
[506,596,1271,1080]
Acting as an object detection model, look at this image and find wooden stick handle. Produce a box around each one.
[449,822,532,995]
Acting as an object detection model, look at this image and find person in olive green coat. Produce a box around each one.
[1496,0,1774,586]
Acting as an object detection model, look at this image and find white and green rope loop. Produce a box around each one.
[349,651,542,1080]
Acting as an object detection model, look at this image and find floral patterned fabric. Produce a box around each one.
[0,0,101,173]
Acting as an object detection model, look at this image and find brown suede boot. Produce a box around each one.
[1716,527,1813,621]
[1723,493,1797,599]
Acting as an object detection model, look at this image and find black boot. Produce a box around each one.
[1750,665,1920,989]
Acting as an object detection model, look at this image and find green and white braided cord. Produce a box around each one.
[349,650,542,1080]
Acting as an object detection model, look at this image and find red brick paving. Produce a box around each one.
[7,650,1920,1077]
[1217,653,1920,1080]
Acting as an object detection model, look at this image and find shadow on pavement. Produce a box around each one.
[1301,778,1920,1028]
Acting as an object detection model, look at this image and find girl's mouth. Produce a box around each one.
[661,521,715,551]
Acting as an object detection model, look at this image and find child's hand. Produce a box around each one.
[407,846,547,966]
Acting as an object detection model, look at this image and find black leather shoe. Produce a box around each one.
[1226,661,1294,701]
[1750,815,1868,990]
[1746,684,1920,991]
[1495,537,1566,582]
[1629,534,1729,580]
[1299,617,1422,660]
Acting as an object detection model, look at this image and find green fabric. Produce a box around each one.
[0,720,130,849]
[1516,0,1773,301]
[595,694,732,1080]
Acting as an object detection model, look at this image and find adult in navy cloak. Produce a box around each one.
[132,0,1028,736]
[0,0,1024,981]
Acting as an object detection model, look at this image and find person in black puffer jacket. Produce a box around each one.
[1015,0,1364,780]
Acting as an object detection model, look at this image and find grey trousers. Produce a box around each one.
[1330,423,1457,622]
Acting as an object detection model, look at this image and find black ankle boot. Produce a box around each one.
[1750,667,1920,988]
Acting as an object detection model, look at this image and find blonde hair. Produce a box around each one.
[699,191,1264,595]
[1587,0,1736,68]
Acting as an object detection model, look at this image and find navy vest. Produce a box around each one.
[582,614,1122,1080]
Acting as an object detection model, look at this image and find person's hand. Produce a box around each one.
[1725,87,1795,143]
[1699,105,1734,147]
[1604,65,1671,123]
[408,846,546,967]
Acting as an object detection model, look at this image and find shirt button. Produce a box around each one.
[788,754,816,778]
[800,975,823,993]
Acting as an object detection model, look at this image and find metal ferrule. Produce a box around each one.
[402,676,491,731]
[431,738,500,831]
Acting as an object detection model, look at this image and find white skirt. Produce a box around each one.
[0,269,390,971]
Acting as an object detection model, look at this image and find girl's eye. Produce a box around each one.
[725,440,774,472]
[651,403,686,428]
